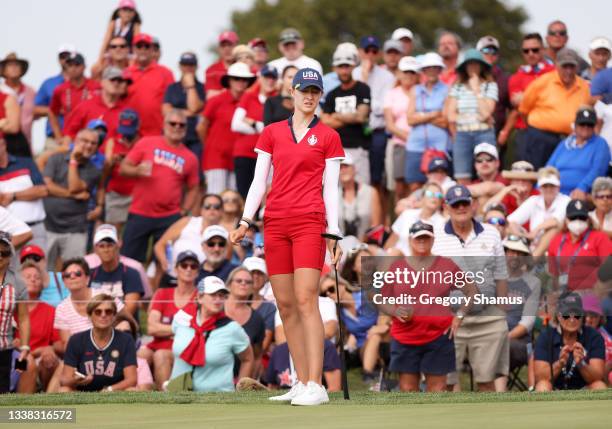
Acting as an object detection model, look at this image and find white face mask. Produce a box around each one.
[567,219,588,236]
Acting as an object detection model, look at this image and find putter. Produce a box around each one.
[322,233,350,400]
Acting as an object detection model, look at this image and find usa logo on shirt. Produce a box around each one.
[308,134,318,146]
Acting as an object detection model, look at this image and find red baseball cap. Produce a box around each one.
[248,38,267,49]
[20,244,45,262]
[218,31,239,45]
[133,33,153,46]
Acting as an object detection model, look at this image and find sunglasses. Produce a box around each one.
[135,43,151,49]
[481,47,499,55]
[233,278,254,285]
[595,194,612,200]
[22,254,43,263]
[109,77,126,84]
[322,287,335,295]
[365,48,379,54]
[230,77,252,82]
[179,262,199,270]
[93,308,115,317]
[487,217,507,226]
[119,7,134,12]
[548,30,567,37]
[507,234,529,245]
[206,240,226,248]
[424,190,443,199]
[568,215,588,222]
[203,204,222,210]
[167,121,187,128]
[475,157,495,164]
[62,270,84,279]
[561,313,582,320]
[109,44,128,49]
[450,200,471,209]
[522,47,540,54]
[576,123,595,128]
[0,250,12,258]
[59,52,71,60]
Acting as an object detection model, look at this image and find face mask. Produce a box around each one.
[567,219,588,236]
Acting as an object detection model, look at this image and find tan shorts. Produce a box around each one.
[447,316,509,385]
[105,191,132,224]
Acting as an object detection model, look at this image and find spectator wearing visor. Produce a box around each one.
[534,292,606,391]
[163,52,205,164]
[205,31,239,99]
[268,28,322,76]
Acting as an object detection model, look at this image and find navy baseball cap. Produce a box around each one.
[175,250,201,265]
[260,64,278,79]
[360,35,380,50]
[428,157,449,173]
[87,118,107,131]
[117,108,140,137]
[445,185,472,205]
[179,52,198,66]
[292,68,324,92]
[557,292,583,316]
[66,52,85,65]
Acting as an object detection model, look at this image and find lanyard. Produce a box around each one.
[556,231,590,274]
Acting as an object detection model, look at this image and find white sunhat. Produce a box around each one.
[398,56,420,73]
[418,52,445,70]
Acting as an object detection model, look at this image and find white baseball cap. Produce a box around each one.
[197,276,229,295]
[94,224,118,245]
[474,143,499,160]
[202,225,229,243]
[419,52,445,69]
[58,43,77,55]
[476,35,500,51]
[589,37,612,52]
[332,47,357,67]
[392,27,414,41]
[243,257,267,275]
[398,56,420,72]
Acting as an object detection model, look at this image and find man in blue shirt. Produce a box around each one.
[33,44,75,152]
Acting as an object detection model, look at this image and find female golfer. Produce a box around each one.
[230,68,344,406]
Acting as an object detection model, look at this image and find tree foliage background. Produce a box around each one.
[231,0,528,71]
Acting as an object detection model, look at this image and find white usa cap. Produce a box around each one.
[202,225,229,242]
[392,27,414,41]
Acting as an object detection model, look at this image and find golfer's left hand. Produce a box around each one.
[327,239,343,266]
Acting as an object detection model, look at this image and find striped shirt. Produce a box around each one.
[0,270,27,350]
[449,82,498,128]
[54,294,124,336]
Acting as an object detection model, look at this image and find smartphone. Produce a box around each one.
[74,371,87,379]
[14,358,27,371]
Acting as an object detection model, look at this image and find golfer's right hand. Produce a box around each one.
[230,225,248,245]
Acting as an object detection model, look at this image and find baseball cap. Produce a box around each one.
[121,69,133,84]
[19,244,45,262]
[340,153,354,166]
[419,52,445,69]
[360,36,380,50]
[582,294,603,316]
[427,157,449,173]
[259,64,278,79]
[117,108,140,137]
[557,292,583,316]
[86,119,108,132]
[132,33,153,46]
[243,256,267,275]
[537,167,561,187]
[218,31,239,45]
[502,235,531,255]
[445,185,472,205]
[118,0,136,9]
[332,47,357,67]
[102,66,124,80]
[248,38,267,49]
[179,52,198,66]
[93,224,119,245]
[474,143,498,160]
[589,37,612,52]
[575,107,597,126]
[197,276,229,295]
[175,250,201,265]
[66,52,85,65]
[476,35,500,51]
[279,28,302,44]
[398,56,420,73]
[202,225,229,243]
[556,48,579,66]
[57,43,76,55]
[501,161,538,181]
[391,27,413,41]
[566,199,589,220]
[292,67,324,92]
[383,40,404,54]
[409,221,434,238]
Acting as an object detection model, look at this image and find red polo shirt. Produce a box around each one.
[202,90,240,171]
[15,302,59,351]
[126,136,199,217]
[234,91,266,159]
[204,60,227,93]
[127,63,175,137]
[50,79,101,116]
[255,116,345,218]
[508,63,555,129]
[62,94,130,138]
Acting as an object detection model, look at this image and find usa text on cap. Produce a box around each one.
[445,185,472,205]
[292,68,324,92]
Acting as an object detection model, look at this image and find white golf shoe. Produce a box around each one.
[291,381,329,406]
[268,381,306,402]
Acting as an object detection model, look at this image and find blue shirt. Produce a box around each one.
[171,315,249,392]
[196,260,238,283]
[590,68,612,104]
[34,73,65,137]
[406,82,450,152]
[546,134,611,194]
[321,71,340,105]
[39,271,69,307]
[341,292,378,348]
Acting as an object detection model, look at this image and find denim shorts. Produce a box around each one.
[404,150,427,184]
[453,128,496,179]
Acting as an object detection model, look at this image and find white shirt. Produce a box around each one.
[590,209,612,231]
[0,206,30,237]
[352,65,396,129]
[268,55,323,75]
[594,101,612,165]
[391,209,446,255]
[507,193,571,231]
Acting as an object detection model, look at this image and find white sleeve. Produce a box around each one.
[231,107,256,135]
[323,159,342,236]
[319,297,338,322]
[0,207,31,236]
[518,274,541,332]
[507,196,533,226]
[242,152,272,220]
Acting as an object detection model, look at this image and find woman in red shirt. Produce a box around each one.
[548,199,612,292]
[231,68,344,406]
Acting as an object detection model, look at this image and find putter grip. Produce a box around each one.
[321,233,342,241]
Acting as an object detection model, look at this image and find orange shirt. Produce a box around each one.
[518,70,590,135]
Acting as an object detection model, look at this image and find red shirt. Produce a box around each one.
[126,63,175,137]
[440,68,457,86]
[548,230,612,291]
[15,302,59,351]
[234,91,265,159]
[472,173,509,186]
[0,92,6,120]
[204,60,227,93]
[202,90,240,170]
[102,136,138,196]
[147,288,197,351]
[382,257,461,345]
[256,116,344,218]
[508,63,555,129]
[63,94,130,139]
[49,79,101,116]
[126,136,199,217]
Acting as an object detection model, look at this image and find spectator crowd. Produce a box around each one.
[0,0,611,395]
